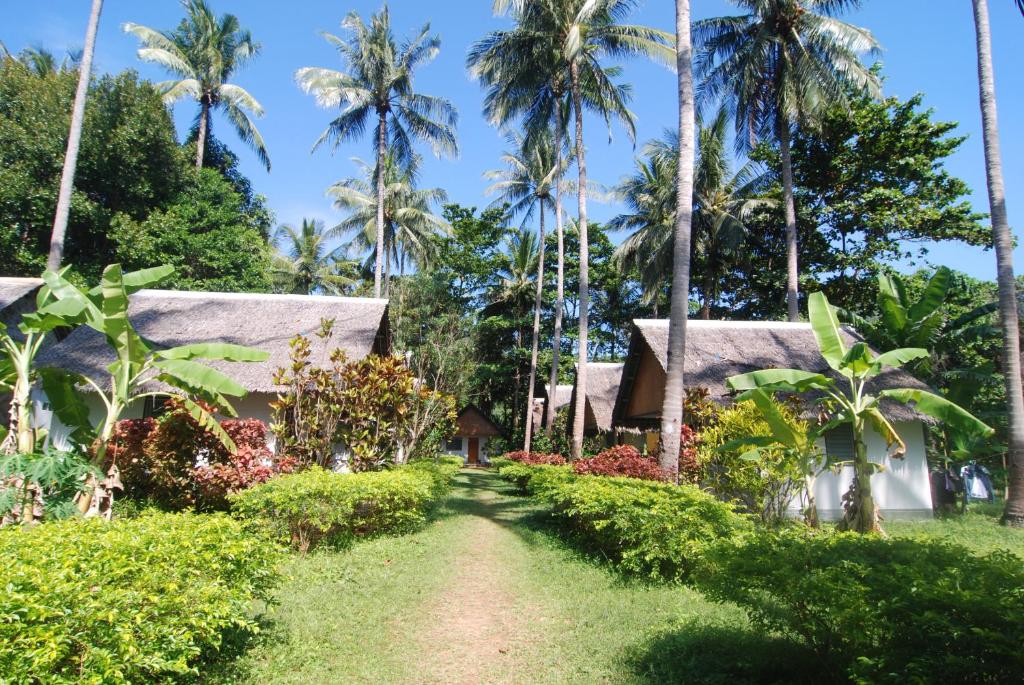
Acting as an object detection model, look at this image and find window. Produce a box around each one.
[445,437,463,452]
[143,395,172,419]
[824,424,855,461]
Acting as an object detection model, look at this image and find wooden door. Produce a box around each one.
[467,437,480,465]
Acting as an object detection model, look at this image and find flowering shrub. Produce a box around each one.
[502,450,566,466]
[573,445,667,481]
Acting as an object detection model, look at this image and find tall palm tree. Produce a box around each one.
[329,154,449,296]
[47,0,103,271]
[18,46,81,75]
[123,0,269,171]
[694,0,880,321]
[271,219,355,296]
[296,7,458,299]
[972,0,1024,526]
[613,113,772,316]
[473,0,672,458]
[485,131,564,452]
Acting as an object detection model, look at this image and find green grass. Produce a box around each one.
[886,501,1024,557]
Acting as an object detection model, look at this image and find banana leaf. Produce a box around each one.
[38,368,95,449]
[906,266,950,323]
[151,358,248,398]
[157,342,269,362]
[808,292,847,372]
[863,406,906,459]
[88,265,173,297]
[869,347,929,375]
[879,388,993,439]
[728,368,833,393]
[179,397,237,453]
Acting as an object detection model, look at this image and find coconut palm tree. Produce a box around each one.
[123,0,269,171]
[328,154,449,296]
[473,0,672,458]
[972,0,1024,526]
[694,0,880,322]
[613,113,772,317]
[271,219,356,296]
[47,0,103,271]
[18,46,81,75]
[485,131,565,451]
[296,7,458,299]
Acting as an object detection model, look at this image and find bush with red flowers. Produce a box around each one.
[502,450,567,466]
[572,445,667,481]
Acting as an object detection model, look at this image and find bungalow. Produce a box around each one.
[531,382,573,432]
[35,289,390,446]
[566,362,625,445]
[0,277,44,338]
[613,319,935,520]
[444,404,502,465]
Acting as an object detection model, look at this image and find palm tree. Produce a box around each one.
[613,113,772,317]
[18,46,81,75]
[47,0,103,271]
[296,7,458,299]
[972,0,1024,527]
[485,131,564,452]
[694,0,880,322]
[328,154,449,296]
[271,219,356,296]
[123,0,269,171]
[473,0,672,458]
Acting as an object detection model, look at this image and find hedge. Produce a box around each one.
[497,462,574,496]
[230,461,457,553]
[0,512,281,684]
[694,528,1024,682]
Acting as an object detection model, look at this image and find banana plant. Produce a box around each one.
[727,291,993,533]
[35,264,269,517]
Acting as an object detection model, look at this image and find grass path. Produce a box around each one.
[231,469,808,684]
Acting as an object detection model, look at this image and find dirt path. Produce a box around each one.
[411,471,550,685]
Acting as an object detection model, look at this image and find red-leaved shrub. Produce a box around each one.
[503,450,567,466]
[573,445,667,481]
[679,424,702,483]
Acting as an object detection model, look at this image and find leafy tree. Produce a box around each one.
[694,0,881,321]
[296,6,457,297]
[271,218,356,296]
[110,168,273,292]
[728,291,992,533]
[123,0,269,170]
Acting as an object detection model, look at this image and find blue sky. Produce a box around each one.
[4,1,1023,281]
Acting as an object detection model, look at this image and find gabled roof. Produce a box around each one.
[615,319,932,425]
[455,404,503,438]
[543,383,574,412]
[568,362,625,434]
[0,277,42,312]
[36,289,390,393]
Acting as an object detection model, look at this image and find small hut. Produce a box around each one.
[566,362,625,445]
[445,405,502,465]
[531,383,573,432]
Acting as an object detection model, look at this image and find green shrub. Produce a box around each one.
[489,456,513,471]
[402,459,461,501]
[544,476,750,581]
[498,463,574,496]
[0,512,280,683]
[694,528,1024,682]
[230,464,455,553]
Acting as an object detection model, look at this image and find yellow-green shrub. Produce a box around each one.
[0,512,281,684]
[498,463,573,496]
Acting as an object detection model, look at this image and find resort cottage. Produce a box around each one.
[444,405,503,465]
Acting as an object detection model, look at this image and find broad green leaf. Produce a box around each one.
[739,448,762,462]
[152,358,248,397]
[155,376,239,417]
[38,368,95,449]
[727,368,833,393]
[716,436,776,453]
[870,347,929,374]
[179,397,237,453]
[40,270,102,329]
[17,312,68,336]
[100,265,149,392]
[880,388,994,439]
[949,301,998,330]
[158,342,269,362]
[863,406,906,459]
[877,273,908,335]
[907,266,950,323]
[745,388,809,451]
[840,342,874,378]
[102,264,172,295]
[808,292,846,372]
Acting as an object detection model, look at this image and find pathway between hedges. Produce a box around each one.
[235,469,799,685]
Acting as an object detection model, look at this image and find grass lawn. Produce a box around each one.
[886,501,1024,557]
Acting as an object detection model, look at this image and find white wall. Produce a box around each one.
[442,436,490,464]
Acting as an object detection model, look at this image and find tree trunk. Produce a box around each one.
[374,110,387,298]
[546,106,566,436]
[195,96,210,169]
[973,0,1024,527]
[840,416,881,533]
[47,0,103,271]
[700,270,714,320]
[569,62,589,460]
[778,118,800,322]
[524,200,546,452]
[658,0,696,482]
[383,224,392,299]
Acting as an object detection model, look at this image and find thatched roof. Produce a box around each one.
[0,277,43,340]
[37,289,390,393]
[543,383,574,411]
[615,319,932,425]
[455,404,503,438]
[568,362,625,434]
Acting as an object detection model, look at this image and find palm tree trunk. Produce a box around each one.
[546,108,567,436]
[658,0,696,482]
[195,96,210,169]
[374,110,387,298]
[778,118,800,322]
[973,0,1024,526]
[46,0,103,271]
[524,201,547,452]
[701,270,714,320]
[569,62,591,460]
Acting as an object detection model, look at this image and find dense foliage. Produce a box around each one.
[695,528,1024,682]
[502,450,567,466]
[572,445,667,481]
[0,511,281,683]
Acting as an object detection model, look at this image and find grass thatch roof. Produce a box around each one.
[617,319,932,425]
[37,289,390,394]
[568,362,625,434]
[543,383,573,411]
[0,277,42,312]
